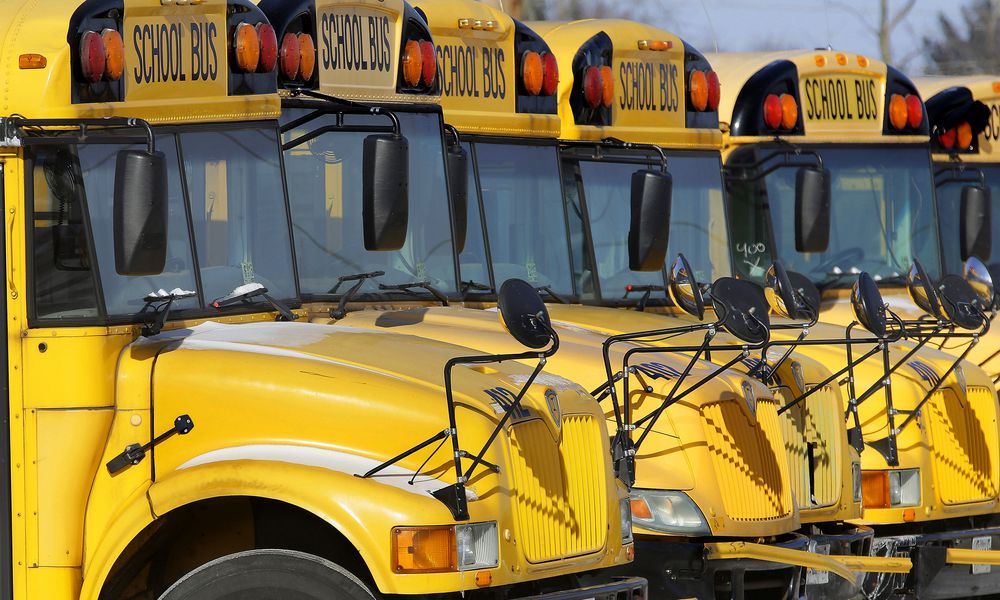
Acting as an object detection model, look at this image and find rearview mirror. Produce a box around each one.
[851,272,887,337]
[960,185,991,261]
[764,261,820,320]
[710,277,770,344]
[667,253,705,319]
[964,256,996,310]
[114,150,168,275]
[938,274,983,330]
[363,134,409,251]
[628,170,672,271]
[447,144,469,254]
[906,259,944,320]
[497,278,553,349]
[794,167,831,253]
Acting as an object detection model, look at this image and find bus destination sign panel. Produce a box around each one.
[801,75,880,131]
[613,54,684,129]
[318,5,398,93]
[124,3,227,101]
[437,35,509,112]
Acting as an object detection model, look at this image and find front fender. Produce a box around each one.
[81,459,478,598]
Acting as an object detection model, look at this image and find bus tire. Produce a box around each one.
[158,548,377,600]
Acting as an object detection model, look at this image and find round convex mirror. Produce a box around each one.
[668,253,705,320]
[852,272,887,337]
[938,274,983,330]
[497,279,552,349]
[906,259,945,320]
[710,277,770,344]
[964,256,995,310]
[764,261,820,321]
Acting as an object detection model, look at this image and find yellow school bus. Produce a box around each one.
[0,1,641,598]
[916,76,1000,382]
[714,50,1000,598]
[255,0,651,598]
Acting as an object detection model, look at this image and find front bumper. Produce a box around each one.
[606,534,859,600]
[865,518,1000,599]
[801,522,911,600]
[520,577,647,599]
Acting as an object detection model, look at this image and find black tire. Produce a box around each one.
[158,549,376,600]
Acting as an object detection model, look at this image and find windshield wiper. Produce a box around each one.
[536,285,569,304]
[329,270,384,318]
[622,284,665,312]
[379,281,450,306]
[140,288,197,337]
[460,279,493,294]
[212,283,296,321]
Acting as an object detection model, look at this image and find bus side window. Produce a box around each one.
[30,147,101,320]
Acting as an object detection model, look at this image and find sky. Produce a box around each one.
[641,0,967,75]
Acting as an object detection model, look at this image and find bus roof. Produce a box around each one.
[916,76,1000,162]
[413,0,559,137]
[711,49,928,145]
[534,18,722,148]
[1,0,280,124]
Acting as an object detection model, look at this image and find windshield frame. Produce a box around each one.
[458,135,581,304]
[280,99,463,304]
[726,141,944,288]
[25,120,302,328]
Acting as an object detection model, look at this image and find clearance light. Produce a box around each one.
[638,39,672,51]
[689,70,708,111]
[257,23,278,73]
[957,121,973,149]
[938,127,957,149]
[888,93,907,130]
[102,29,124,81]
[419,41,437,86]
[521,51,543,95]
[862,469,920,508]
[391,523,499,573]
[235,22,261,73]
[905,94,923,128]
[707,70,721,111]
[780,93,798,129]
[541,52,559,96]
[402,39,422,87]
[861,470,889,508]
[299,34,316,81]
[280,32,300,80]
[80,31,106,83]
[763,93,783,129]
[18,54,46,69]
[600,65,614,107]
[583,66,603,108]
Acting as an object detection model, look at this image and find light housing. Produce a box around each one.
[620,497,634,543]
[629,489,710,535]
[780,93,798,129]
[521,51,544,96]
[905,94,923,128]
[689,69,709,112]
[280,32,301,80]
[600,65,614,107]
[862,469,920,508]
[957,122,974,149]
[102,29,124,81]
[391,522,499,574]
[257,23,278,73]
[419,41,437,87]
[402,39,423,88]
[583,66,604,108]
[763,94,783,129]
[706,70,721,111]
[541,52,559,96]
[298,33,316,81]
[235,22,261,73]
[79,30,105,83]
[852,462,862,503]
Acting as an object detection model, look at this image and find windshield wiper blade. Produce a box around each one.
[140,288,197,337]
[212,283,296,321]
[536,285,569,304]
[623,284,665,312]
[460,279,493,294]
[329,270,384,319]
[379,281,450,306]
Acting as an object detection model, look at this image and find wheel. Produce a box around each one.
[158,549,376,600]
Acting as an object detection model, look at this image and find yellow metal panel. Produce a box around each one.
[26,566,81,599]
[35,408,113,567]
[927,386,999,505]
[779,385,841,510]
[20,332,127,409]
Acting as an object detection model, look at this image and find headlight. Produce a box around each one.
[629,489,710,535]
[620,497,634,543]
[861,469,920,508]
[852,462,862,503]
[392,522,499,573]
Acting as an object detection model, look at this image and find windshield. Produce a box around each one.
[459,142,574,297]
[727,145,942,286]
[29,125,295,324]
[282,108,456,296]
[937,165,1000,275]
[572,152,731,300]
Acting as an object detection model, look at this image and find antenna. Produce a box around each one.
[698,0,719,53]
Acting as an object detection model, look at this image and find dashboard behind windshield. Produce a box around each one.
[726,144,942,286]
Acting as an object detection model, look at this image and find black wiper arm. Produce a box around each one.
[622,284,665,312]
[211,283,296,321]
[460,279,493,294]
[379,281,450,306]
[140,288,197,337]
[329,270,384,319]
[536,285,569,304]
